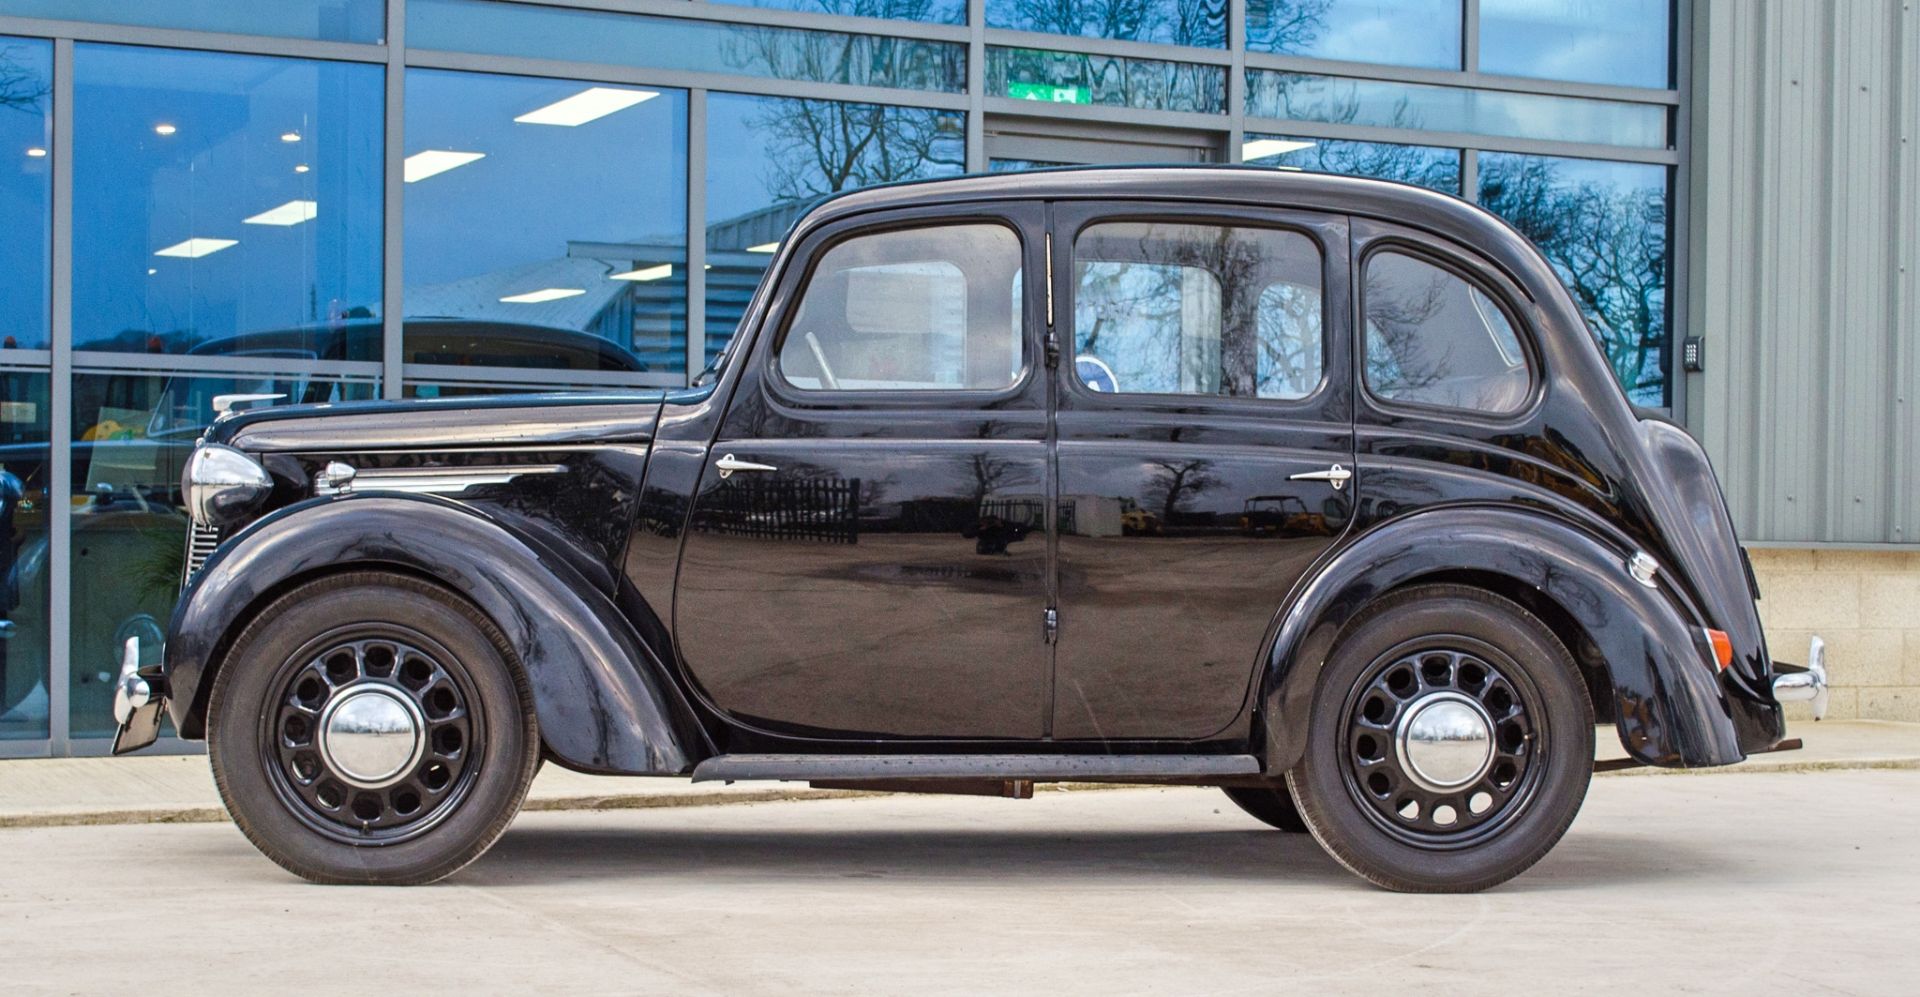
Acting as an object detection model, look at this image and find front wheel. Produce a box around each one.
[1288,584,1594,892]
[208,572,539,885]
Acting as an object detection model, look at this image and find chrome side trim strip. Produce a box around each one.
[319,464,568,496]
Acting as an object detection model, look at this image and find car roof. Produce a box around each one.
[799,165,1547,298]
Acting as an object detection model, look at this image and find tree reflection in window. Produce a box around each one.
[705,95,965,363]
[1073,221,1323,400]
[1479,153,1668,407]
[986,0,1227,48]
[1363,251,1529,413]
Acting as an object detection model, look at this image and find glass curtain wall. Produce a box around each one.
[0,0,1680,753]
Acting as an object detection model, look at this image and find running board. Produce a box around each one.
[690,753,1262,784]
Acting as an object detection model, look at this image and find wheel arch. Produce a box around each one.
[166,493,708,774]
[1256,506,1745,772]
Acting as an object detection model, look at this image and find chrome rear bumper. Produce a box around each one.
[1772,635,1830,721]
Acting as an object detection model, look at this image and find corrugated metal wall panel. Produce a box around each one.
[1689,0,1918,544]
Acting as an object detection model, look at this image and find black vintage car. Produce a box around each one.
[113,168,1826,893]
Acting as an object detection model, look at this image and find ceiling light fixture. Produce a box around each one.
[154,123,177,136]
[499,287,586,304]
[515,87,659,127]
[294,164,310,173]
[243,199,318,226]
[403,149,486,182]
[154,237,237,259]
[1241,138,1316,161]
[609,263,673,282]
[25,147,46,158]
[747,242,779,253]
[280,131,301,143]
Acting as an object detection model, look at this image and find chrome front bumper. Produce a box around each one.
[1772,635,1830,721]
[111,636,167,754]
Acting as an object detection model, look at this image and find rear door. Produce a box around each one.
[1050,202,1356,740]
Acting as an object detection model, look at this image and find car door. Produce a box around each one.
[673,203,1052,739]
[1050,202,1355,740]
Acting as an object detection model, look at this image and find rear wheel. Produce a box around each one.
[1220,786,1308,832]
[1287,584,1593,892]
[208,571,538,885]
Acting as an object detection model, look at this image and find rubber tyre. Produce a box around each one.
[1220,786,1309,832]
[1287,584,1593,893]
[208,572,539,885]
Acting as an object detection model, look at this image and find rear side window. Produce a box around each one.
[1071,221,1324,400]
[1363,250,1530,414]
[777,224,1024,392]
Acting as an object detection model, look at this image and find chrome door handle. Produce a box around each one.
[715,453,778,479]
[1289,463,1352,491]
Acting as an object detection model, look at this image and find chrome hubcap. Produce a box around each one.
[1395,691,1494,793]
[317,687,425,789]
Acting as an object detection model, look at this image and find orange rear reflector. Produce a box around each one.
[1704,629,1734,671]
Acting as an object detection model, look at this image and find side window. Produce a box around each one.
[1363,250,1531,413]
[1071,221,1324,400]
[777,224,1024,392]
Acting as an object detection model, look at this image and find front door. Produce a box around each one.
[1050,202,1356,740]
[674,203,1051,739]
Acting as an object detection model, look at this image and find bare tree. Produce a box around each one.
[1145,458,1220,525]
[0,45,49,114]
[1479,156,1667,404]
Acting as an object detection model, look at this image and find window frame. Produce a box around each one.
[755,205,1043,411]
[1055,203,1346,414]
[1354,235,1545,424]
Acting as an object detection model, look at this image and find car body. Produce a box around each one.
[113,167,1825,891]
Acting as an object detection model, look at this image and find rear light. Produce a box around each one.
[1703,628,1734,671]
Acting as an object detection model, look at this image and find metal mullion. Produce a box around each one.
[0,739,52,759]
[1226,0,1247,160]
[0,349,53,367]
[47,37,72,755]
[403,49,971,111]
[686,88,706,380]
[1461,148,1478,201]
[0,15,388,63]
[517,0,972,42]
[401,363,689,389]
[1667,0,1693,420]
[981,28,1232,66]
[1462,0,1479,73]
[1240,50,1681,106]
[69,353,383,379]
[966,0,984,171]
[384,0,406,399]
[1238,116,1681,165]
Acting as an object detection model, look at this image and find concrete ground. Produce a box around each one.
[3,766,1919,994]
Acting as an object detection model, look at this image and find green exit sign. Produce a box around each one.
[1008,82,1090,104]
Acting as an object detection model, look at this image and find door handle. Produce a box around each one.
[715,453,779,479]
[1289,463,1352,491]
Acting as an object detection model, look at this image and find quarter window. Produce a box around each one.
[1363,250,1530,413]
[778,224,1024,392]
[1072,221,1324,400]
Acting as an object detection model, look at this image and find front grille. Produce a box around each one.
[184,520,222,586]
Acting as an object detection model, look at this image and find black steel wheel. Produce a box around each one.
[209,571,538,885]
[264,631,482,844]
[1337,642,1543,848]
[1287,584,1593,892]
